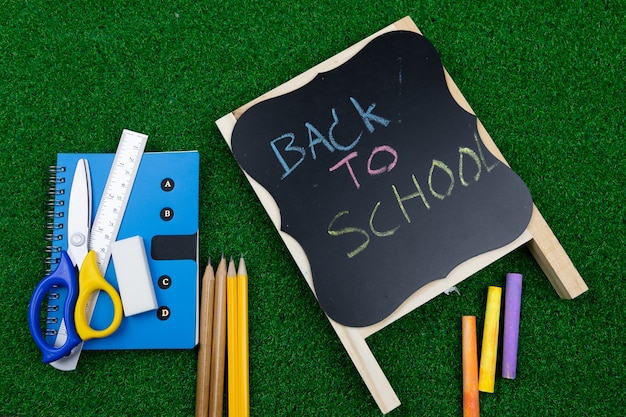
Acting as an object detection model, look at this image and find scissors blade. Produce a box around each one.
[66,159,92,269]
[49,158,92,371]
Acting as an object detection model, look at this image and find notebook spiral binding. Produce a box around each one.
[45,165,66,273]
[43,165,67,338]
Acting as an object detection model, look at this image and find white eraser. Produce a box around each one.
[111,236,158,317]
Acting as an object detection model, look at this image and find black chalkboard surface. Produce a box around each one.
[231,30,533,327]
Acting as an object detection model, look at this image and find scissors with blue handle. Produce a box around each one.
[28,158,123,364]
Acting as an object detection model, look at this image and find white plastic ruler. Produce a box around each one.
[89,129,148,273]
[51,129,147,371]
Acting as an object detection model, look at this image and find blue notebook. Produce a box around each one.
[45,151,200,350]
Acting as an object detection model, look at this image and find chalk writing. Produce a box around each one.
[327,211,370,259]
[429,160,455,200]
[368,145,398,175]
[270,133,303,179]
[329,145,398,189]
[327,131,500,258]
[270,97,390,179]
[329,152,360,187]
[349,97,391,133]
[270,92,502,259]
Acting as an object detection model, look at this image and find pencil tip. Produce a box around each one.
[238,257,247,276]
[227,257,237,276]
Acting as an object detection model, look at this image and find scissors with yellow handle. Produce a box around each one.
[28,159,123,364]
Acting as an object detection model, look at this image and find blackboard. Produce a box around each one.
[230,30,533,327]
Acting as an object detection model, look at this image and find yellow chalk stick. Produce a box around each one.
[479,286,502,393]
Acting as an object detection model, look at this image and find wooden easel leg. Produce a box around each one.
[527,205,588,298]
[329,320,401,414]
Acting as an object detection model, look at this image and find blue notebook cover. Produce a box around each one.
[46,151,200,350]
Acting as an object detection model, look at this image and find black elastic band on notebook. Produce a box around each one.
[151,233,197,261]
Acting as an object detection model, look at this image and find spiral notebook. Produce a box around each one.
[45,151,200,350]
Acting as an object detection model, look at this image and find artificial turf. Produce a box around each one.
[1,1,624,416]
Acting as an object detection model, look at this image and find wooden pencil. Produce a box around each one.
[226,258,239,417]
[195,258,216,417]
[208,256,227,417]
[237,257,250,417]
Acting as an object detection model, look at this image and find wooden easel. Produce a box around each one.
[216,16,588,414]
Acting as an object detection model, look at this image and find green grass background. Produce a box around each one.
[1,1,624,416]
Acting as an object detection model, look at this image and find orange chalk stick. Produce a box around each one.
[478,286,502,393]
[462,316,479,417]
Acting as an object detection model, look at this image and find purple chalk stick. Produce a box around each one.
[502,273,523,379]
